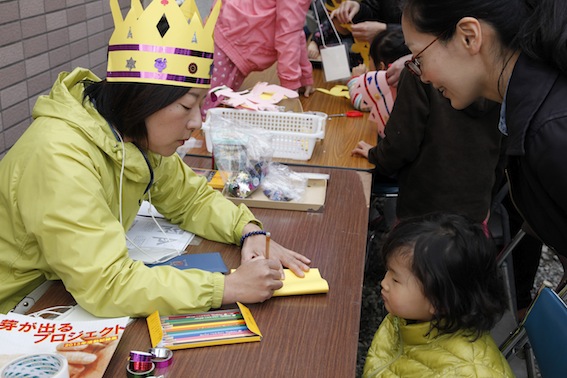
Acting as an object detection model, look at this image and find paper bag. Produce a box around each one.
[320,44,351,82]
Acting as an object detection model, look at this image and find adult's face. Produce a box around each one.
[401,14,488,110]
[145,88,206,156]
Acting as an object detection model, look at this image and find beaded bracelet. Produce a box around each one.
[240,230,267,246]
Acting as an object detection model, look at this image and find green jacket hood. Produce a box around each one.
[32,68,156,187]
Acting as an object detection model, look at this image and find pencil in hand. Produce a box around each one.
[265,232,270,260]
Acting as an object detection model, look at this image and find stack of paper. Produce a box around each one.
[273,268,329,296]
[229,268,329,296]
[126,201,195,264]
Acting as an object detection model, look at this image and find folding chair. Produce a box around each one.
[365,172,398,274]
[496,228,526,317]
[500,283,567,378]
[488,182,521,316]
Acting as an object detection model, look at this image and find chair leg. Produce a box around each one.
[523,343,538,378]
[496,229,526,267]
[500,257,519,320]
[556,254,567,293]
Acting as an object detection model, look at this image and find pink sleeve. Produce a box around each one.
[275,0,313,89]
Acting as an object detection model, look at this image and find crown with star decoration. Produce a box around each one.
[107,0,220,88]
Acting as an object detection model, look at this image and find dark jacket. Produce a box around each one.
[352,0,401,26]
[505,53,567,257]
[368,70,502,222]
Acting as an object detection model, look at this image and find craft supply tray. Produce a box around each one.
[202,108,326,160]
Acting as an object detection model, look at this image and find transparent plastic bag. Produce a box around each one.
[261,163,307,201]
[210,115,273,198]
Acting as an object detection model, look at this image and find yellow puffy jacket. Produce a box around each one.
[0,68,258,317]
[363,314,514,377]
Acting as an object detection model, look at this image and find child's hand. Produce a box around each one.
[351,140,374,159]
[386,54,412,87]
[351,64,367,77]
[307,41,320,60]
[301,85,315,98]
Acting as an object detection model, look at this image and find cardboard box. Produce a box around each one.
[224,175,327,212]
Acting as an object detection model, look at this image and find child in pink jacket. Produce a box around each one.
[202,0,314,118]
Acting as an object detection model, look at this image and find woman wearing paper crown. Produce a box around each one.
[0,0,310,317]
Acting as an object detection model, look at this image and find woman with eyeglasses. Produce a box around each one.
[400,0,567,303]
[352,67,502,226]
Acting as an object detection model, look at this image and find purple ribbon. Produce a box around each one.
[109,44,213,59]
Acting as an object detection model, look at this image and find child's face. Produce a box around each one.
[381,251,435,322]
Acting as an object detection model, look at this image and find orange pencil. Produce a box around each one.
[265,232,270,260]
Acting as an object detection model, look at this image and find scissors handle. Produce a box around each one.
[328,110,364,118]
[344,110,363,117]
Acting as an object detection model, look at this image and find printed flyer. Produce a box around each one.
[0,311,129,378]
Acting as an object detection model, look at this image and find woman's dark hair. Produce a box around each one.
[401,0,567,75]
[83,80,189,149]
[518,0,567,75]
[381,212,507,339]
[369,25,410,67]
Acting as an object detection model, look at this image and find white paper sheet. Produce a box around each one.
[126,205,195,264]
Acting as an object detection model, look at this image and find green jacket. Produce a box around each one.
[363,314,514,377]
[0,68,258,317]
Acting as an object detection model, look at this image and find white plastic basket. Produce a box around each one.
[202,108,326,161]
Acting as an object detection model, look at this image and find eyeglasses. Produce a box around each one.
[404,34,444,77]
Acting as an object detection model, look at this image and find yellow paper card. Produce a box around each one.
[273,268,329,296]
[231,268,329,296]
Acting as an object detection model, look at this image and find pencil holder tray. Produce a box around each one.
[203,108,326,161]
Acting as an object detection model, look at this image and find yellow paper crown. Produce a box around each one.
[107,0,220,88]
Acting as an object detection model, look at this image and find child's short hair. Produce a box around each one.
[381,213,507,338]
[369,25,410,67]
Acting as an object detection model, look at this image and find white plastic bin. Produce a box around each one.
[202,108,326,160]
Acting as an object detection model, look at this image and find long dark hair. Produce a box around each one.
[83,80,189,149]
[401,0,567,75]
[382,213,506,339]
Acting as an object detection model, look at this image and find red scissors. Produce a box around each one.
[328,110,364,118]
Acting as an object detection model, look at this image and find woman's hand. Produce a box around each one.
[352,140,374,159]
[240,224,311,278]
[331,1,360,24]
[350,21,386,43]
[222,257,283,304]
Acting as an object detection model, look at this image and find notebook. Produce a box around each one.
[146,253,228,274]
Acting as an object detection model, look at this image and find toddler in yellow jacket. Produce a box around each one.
[363,213,513,377]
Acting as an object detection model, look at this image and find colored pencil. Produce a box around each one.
[162,329,256,346]
[163,326,252,342]
[162,319,246,332]
[161,313,243,326]
[265,231,270,260]
[161,309,240,321]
